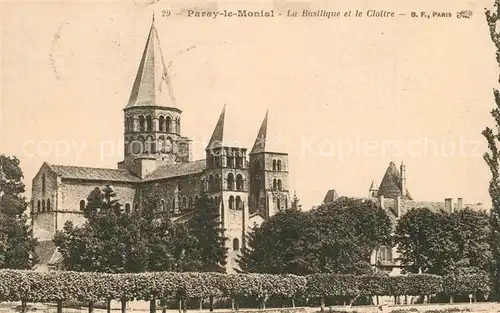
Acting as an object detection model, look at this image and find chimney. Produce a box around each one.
[457,198,463,211]
[379,195,385,209]
[396,196,401,217]
[400,162,406,197]
[445,198,453,213]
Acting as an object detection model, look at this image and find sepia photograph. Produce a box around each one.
[1,0,499,312]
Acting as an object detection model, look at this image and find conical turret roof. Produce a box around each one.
[126,17,177,109]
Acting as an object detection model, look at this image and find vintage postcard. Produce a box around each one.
[0,0,499,312]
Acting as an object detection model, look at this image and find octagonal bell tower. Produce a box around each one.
[118,17,192,178]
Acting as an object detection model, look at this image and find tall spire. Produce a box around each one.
[250,110,268,154]
[206,105,226,150]
[126,18,176,109]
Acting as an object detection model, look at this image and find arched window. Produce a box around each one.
[272,160,277,171]
[182,197,187,209]
[229,196,235,210]
[125,203,131,213]
[236,196,242,210]
[208,175,214,192]
[130,117,135,132]
[176,118,181,134]
[42,173,46,193]
[236,174,244,191]
[273,179,277,190]
[277,160,282,171]
[139,115,145,132]
[146,115,153,132]
[159,116,166,132]
[277,179,282,191]
[42,200,46,212]
[166,116,172,133]
[79,200,86,211]
[126,117,132,132]
[160,199,165,211]
[30,200,34,213]
[215,174,221,191]
[134,204,139,213]
[233,238,240,251]
[277,198,281,210]
[227,173,235,190]
[46,199,51,211]
[37,200,41,212]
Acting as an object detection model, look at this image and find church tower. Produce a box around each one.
[118,17,192,178]
[249,111,290,218]
[204,106,249,272]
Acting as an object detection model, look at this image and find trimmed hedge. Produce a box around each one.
[0,270,490,303]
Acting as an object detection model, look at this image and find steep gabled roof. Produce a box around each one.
[377,162,413,200]
[47,163,140,182]
[126,17,176,109]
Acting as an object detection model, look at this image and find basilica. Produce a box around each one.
[30,18,290,272]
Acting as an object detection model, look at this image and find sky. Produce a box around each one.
[1,0,498,210]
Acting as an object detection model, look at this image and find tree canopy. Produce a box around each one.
[395,207,491,276]
[239,197,391,275]
[0,155,38,269]
[54,186,227,273]
[484,1,500,299]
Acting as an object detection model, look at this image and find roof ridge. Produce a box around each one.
[51,164,132,172]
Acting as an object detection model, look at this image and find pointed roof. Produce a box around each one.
[250,110,268,154]
[369,179,378,191]
[378,162,413,200]
[249,110,286,154]
[126,17,176,109]
[206,106,226,150]
[323,189,339,204]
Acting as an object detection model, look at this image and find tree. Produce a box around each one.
[310,197,392,274]
[0,155,38,269]
[54,184,149,273]
[139,184,195,272]
[185,193,228,272]
[239,197,391,275]
[485,1,500,299]
[395,207,491,275]
[238,208,313,274]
